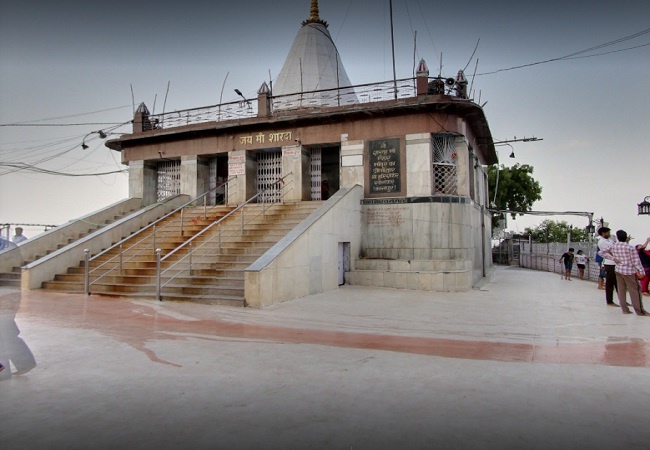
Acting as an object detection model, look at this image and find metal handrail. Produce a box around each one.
[85,178,234,292]
[154,173,294,299]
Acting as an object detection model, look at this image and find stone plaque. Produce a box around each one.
[368,138,401,195]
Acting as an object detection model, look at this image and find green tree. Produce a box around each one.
[524,220,590,243]
[488,164,542,229]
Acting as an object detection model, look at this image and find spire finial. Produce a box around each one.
[309,0,319,21]
[302,0,328,27]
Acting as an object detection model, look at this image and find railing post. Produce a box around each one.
[224,182,228,205]
[241,207,245,232]
[155,248,162,301]
[218,224,222,252]
[204,195,207,219]
[153,225,157,252]
[84,249,90,296]
[180,208,185,236]
[189,241,193,275]
[119,244,123,275]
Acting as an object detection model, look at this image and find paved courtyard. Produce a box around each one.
[1,266,648,449]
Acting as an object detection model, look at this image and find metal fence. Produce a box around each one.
[518,241,601,282]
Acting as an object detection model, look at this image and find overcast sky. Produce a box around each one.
[1,0,648,243]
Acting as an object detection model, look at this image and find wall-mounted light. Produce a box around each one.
[81,129,109,149]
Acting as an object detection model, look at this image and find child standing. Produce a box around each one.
[575,250,587,280]
[559,248,575,281]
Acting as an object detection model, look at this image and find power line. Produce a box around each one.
[3,105,131,125]
[415,0,440,67]
[0,122,129,127]
[0,162,127,177]
[477,27,650,76]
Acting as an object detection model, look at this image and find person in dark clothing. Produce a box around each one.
[560,248,575,281]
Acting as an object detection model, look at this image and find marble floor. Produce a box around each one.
[1,267,648,449]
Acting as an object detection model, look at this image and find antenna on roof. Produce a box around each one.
[389,0,398,99]
[469,58,479,99]
[162,81,171,117]
[152,94,157,115]
[130,84,135,115]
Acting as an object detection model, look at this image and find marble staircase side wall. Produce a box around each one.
[245,186,362,308]
[21,195,189,290]
[0,198,143,274]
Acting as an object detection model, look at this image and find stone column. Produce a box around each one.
[128,160,157,206]
[406,133,432,197]
[281,144,309,201]
[180,156,209,200]
[340,139,365,190]
[455,137,470,197]
[227,150,257,205]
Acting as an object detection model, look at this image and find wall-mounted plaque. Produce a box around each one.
[368,138,401,195]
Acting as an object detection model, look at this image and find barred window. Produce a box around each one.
[156,160,181,202]
[432,134,459,195]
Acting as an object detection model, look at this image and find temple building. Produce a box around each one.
[13,0,496,306]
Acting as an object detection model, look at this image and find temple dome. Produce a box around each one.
[273,0,356,109]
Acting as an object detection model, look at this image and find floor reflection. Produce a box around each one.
[0,291,37,380]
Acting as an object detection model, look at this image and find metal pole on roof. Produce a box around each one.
[389,0,398,99]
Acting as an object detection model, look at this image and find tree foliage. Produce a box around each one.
[488,164,542,229]
[524,220,590,243]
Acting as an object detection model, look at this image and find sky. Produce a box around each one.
[1,0,649,244]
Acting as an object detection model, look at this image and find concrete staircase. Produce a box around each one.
[42,202,321,306]
[0,208,139,287]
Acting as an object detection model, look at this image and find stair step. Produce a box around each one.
[42,201,321,305]
[0,272,21,280]
[0,278,21,287]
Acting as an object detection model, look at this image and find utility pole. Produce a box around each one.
[389,0,398,100]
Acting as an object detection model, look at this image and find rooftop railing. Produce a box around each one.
[145,78,421,130]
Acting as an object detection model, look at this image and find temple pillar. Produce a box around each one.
[128,160,157,206]
[180,156,209,200]
[340,139,365,190]
[455,138,470,197]
[227,150,257,205]
[406,133,432,197]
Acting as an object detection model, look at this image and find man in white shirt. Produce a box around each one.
[597,227,618,306]
[12,227,27,244]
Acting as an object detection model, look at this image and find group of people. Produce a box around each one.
[0,227,28,251]
[559,248,588,281]
[596,227,649,317]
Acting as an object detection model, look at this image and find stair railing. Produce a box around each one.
[84,178,235,295]
[154,173,294,300]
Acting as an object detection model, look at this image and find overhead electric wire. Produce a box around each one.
[477,27,650,76]
[0,162,127,177]
[0,122,129,127]
[415,0,440,67]
[2,105,131,125]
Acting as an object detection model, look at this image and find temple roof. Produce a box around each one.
[273,0,354,104]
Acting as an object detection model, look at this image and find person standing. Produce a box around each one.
[637,237,650,296]
[597,227,618,306]
[559,248,575,281]
[575,250,587,280]
[599,230,647,316]
[12,227,28,244]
